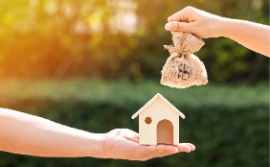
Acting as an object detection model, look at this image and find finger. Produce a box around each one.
[175,143,196,152]
[156,144,179,154]
[124,133,139,143]
[165,21,193,32]
[167,10,185,22]
[181,143,196,151]
[137,144,192,161]
[141,145,178,160]
[168,6,196,22]
[167,6,196,22]
[117,129,139,142]
[147,145,178,155]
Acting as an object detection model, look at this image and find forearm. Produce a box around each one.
[0,108,105,158]
[166,7,270,57]
[219,18,270,57]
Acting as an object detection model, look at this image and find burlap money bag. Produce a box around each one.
[161,32,208,88]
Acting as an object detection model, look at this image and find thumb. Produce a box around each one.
[165,21,193,33]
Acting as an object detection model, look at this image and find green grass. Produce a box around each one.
[0,78,268,108]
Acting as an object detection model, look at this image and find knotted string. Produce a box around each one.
[164,32,204,56]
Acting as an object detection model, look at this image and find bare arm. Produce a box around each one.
[0,108,104,158]
[0,108,195,160]
[220,18,270,57]
[165,6,270,57]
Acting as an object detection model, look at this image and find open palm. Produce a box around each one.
[102,128,195,161]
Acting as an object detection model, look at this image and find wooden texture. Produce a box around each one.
[132,93,185,145]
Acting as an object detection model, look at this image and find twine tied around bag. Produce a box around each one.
[161,32,208,88]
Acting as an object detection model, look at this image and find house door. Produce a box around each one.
[157,119,173,144]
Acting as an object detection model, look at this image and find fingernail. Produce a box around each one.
[165,23,173,30]
[191,145,196,151]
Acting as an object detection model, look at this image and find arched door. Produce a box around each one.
[157,119,173,144]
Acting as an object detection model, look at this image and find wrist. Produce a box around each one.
[217,17,239,38]
[86,133,106,158]
[209,16,230,38]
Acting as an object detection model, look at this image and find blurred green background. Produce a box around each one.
[0,0,269,167]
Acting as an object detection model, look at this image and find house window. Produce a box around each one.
[145,117,152,124]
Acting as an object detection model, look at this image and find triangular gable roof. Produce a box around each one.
[131,93,185,119]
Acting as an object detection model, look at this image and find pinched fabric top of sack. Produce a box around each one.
[164,32,205,56]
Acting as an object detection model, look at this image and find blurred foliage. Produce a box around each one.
[0,78,269,167]
[0,0,269,83]
[0,0,269,166]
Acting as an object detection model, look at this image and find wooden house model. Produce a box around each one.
[131,93,185,145]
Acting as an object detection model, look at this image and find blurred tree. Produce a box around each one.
[0,0,268,83]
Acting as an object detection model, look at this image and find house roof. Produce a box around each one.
[131,93,185,119]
